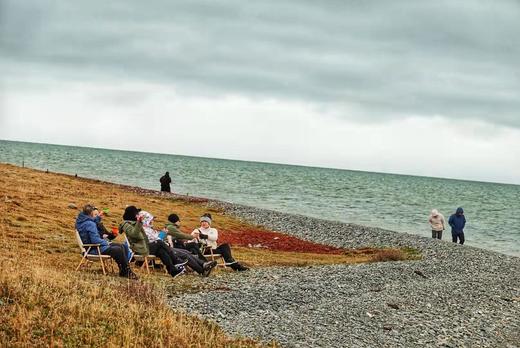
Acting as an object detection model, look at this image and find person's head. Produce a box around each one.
[199,213,212,229]
[168,213,180,226]
[82,204,97,217]
[456,207,464,215]
[138,211,154,227]
[165,171,170,176]
[123,205,141,221]
[431,209,439,217]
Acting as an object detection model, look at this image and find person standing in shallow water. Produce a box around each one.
[448,207,466,245]
[428,209,445,240]
[160,171,172,192]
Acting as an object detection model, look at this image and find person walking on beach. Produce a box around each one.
[448,207,466,244]
[160,172,172,192]
[428,209,445,240]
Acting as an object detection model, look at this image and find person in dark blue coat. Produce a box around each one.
[76,204,137,279]
[448,207,466,245]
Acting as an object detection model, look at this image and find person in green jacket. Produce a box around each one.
[120,206,185,278]
[164,213,207,260]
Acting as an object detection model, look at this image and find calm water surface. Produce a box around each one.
[1,140,518,257]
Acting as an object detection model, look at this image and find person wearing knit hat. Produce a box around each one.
[121,208,186,278]
[163,213,217,276]
[165,213,208,261]
[193,213,249,271]
[428,209,445,240]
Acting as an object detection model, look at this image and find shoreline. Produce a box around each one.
[1,162,516,258]
[2,163,519,347]
[169,202,520,347]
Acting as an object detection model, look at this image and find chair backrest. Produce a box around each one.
[75,230,86,255]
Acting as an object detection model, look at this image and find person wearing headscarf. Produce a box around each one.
[140,211,217,276]
[120,206,185,278]
[193,213,248,271]
[428,209,445,240]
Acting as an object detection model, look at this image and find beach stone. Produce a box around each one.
[167,199,520,348]
[67,203,77,209]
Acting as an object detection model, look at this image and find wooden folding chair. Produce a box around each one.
[202,245,231,268]
[75,230,113,275]
[123,235,165,274]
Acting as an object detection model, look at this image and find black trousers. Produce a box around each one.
[102,244,129,275]
[171,247,205,274]
[149,240,183,276]
[452,232,465,245]
[205,243,235,264]
[432,230,443,239]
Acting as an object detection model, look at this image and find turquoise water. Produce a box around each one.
[1,139,519,257]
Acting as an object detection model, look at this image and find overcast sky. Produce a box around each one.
[1,0,519,184]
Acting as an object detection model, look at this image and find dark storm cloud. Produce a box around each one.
[1,0,519,126]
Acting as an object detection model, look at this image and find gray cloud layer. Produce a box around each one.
[1,0,519,126]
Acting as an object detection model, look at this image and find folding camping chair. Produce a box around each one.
[75,230,113,275]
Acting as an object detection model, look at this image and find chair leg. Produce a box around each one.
[141,257,150,274]
[96,247,107,275]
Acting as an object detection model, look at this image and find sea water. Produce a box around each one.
[1,140,518,257]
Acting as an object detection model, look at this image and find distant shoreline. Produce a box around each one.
[2,162,519,347]
[3,161,518,259]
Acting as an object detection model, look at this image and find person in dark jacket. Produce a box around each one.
[76,204,137,279]
[160,172,172,192]
[448,207,466,244]
[120,206,186,278]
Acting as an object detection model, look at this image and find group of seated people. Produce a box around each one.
[75,204,248,280]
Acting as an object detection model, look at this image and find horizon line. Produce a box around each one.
[1,137,518,187]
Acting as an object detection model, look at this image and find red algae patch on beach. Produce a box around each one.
[218,228,345,254]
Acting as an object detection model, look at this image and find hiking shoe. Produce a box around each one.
[171,266,186,279]
[202,261,218,277]
[174,259,189,267]
[232,263,249,272]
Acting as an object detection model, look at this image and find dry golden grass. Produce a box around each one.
[0,163,417,347]
[0,164,276,347]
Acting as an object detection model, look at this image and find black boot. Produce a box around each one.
[230,262,249,271]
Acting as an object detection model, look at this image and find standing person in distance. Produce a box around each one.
[160,171,172,192]
[448,207,466,245]
[429,209,445,240]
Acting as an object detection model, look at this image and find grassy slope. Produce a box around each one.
[0,163,413,347]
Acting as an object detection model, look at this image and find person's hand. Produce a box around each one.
[136,214,144,222]
[191,230,200,238]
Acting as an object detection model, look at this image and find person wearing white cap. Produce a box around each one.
[193,213,248,271]
[428,209,445,240]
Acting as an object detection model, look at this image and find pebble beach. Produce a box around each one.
[169,200,520,347]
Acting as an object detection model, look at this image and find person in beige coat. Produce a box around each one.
[429,209,446,240]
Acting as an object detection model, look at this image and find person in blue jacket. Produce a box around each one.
[448,207,466,245]
[76,203,137,279]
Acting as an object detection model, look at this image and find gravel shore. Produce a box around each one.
[168,201,520,347]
